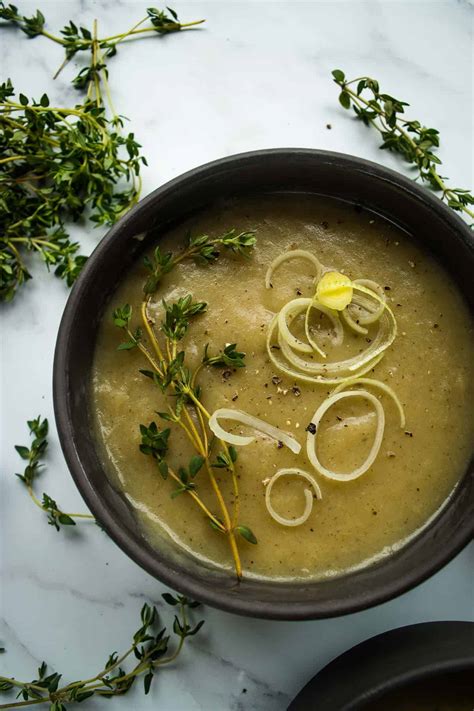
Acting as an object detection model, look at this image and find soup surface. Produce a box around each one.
[91,194,474,580]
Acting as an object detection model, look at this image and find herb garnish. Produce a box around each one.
[0,596,203,709]
[141,229,256,296]
[203,343,246,369]
[14,417,95,530]
[0,4,205,301]
[331,69,474,225]
[113,229,257,578]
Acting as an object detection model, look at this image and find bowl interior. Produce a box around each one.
[54,150,474,619]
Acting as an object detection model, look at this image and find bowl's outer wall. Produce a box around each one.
[288,621,474,710]
[54,150,474,620]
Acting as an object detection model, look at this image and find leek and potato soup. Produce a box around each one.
[91,194,474,580]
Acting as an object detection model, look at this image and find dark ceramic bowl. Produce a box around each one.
[289,621,474,709]
[53,149,474,620]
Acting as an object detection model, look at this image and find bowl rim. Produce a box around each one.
[53,148,474,620]
[288,620,474,709]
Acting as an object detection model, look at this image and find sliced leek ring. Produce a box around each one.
[276,297,344,360]
[306,390,385,481]
[265,249,323,290]
[343,279,386,333]
[278,311,393,374]
[351,279,386,325]
[264,256,397,386]
[209,407,301,454]
[332,377,406,428]
[304,299,344,358]
[266,315,385,384]
[341,307,369,335]
[264,468,322,527]
[277,298,314,354]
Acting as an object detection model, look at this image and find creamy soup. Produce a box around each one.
[91,194,474,580]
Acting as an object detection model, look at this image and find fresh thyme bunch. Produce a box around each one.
[0,596,203,709]
[332,69,474,225]
[113,229,258,578]
[14,416,95,529]
[0,80,145,301]
[0,4,205,302]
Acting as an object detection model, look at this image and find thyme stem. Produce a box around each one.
[183,406,206,456]
[166,466,225,531]
[141,300,166,362]
[100,19,205,44]
[204,460,242,578]
[0,699,47,709]
[27,485,94,520]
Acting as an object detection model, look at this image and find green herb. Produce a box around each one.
[0,5,205,302]
[0,80,145,301]
[14,417,95,530]
[139,422,171,463]
[203,342,246,369]
[0,596,203,709]
[0,4,204,84]
[114,229,257,578]
[211,446,238,469]
[331,69,474,225]
[235,524,258,545]
[161,295,208,342]
[143,230,256,296]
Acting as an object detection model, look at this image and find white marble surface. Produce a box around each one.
[1,1,473,709]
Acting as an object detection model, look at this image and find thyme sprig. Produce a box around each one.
[143,229,256,295]
[161,295,208,342]
[331,69,474,225]
[203,342,246,369]
[114,229,258,578]
[0,596,203,709]
[0,81,144,301]
[0,4,204,74]
[0,5,205,302]
[14,417,94,530]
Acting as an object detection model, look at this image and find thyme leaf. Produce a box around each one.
[235,524,258,545]
[211,446,238,469]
